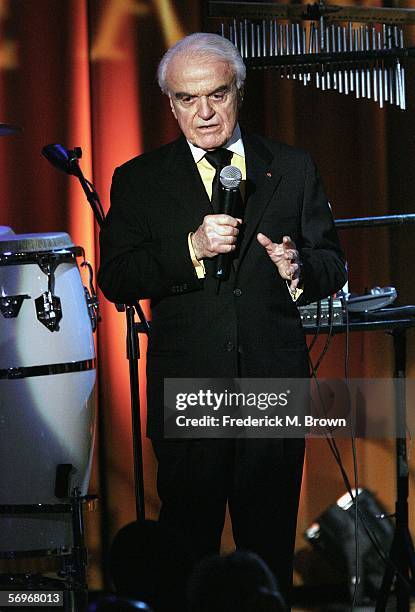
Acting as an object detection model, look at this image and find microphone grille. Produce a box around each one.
[220,165,242,189]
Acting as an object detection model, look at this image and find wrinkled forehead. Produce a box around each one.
[166,53,236,95]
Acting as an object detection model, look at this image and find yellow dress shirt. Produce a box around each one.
[188,149,302,301]
[188,151,246,279]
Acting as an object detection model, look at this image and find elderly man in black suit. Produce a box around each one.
[98,32,346,606]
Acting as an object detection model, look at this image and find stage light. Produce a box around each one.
[303,488,394,604]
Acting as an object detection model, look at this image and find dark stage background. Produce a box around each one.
[1,0,414,590]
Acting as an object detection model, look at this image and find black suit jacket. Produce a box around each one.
[98,133,347,437]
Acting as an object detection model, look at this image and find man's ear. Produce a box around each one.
[169,95,178,120]
[237,87,244,108]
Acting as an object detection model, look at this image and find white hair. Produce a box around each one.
[157,32,246,95]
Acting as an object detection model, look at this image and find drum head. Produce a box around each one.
[0,232,74,254]
[0,226,15,239]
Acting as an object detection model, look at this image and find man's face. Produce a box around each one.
[166,54,240,150]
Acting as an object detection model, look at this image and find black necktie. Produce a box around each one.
[204,148,233,213]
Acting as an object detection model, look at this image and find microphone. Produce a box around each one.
[42,143,105,227]
[42,144,82,176]
[214,165,242,280]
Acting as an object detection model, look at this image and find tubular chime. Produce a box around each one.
[209,1,415,109]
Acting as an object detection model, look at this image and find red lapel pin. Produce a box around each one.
[266,171,272,178]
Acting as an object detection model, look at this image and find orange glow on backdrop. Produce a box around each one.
[1,0,415,592]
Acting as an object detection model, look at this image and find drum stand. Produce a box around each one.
[0,488,97,611]
[43,147,151,600]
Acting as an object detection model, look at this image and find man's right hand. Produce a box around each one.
[191,214,242,260]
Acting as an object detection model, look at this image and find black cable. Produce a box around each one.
[343,295,350,380]
[311,372,409,589]
[309,295,335,375]
[341,296,360,611]
[86,177,106,221]
[308,296,411,601]
[305,295,409,589]
[308,296,341,464]
[308,299,322,353]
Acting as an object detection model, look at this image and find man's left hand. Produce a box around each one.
[257,233,302,291]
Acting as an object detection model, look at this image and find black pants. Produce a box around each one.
[152,437,305,605]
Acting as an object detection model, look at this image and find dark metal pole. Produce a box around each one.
[126,304,146,519]
[375,330,415,611]
[335,213,415,229]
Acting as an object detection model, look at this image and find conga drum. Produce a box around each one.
[0,225,15,239]
[0,231,96,555]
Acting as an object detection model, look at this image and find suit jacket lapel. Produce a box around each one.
[238,134,283,264]
[158,134,284,270]
[162,136,212,224]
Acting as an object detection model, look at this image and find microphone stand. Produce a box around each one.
[115,300,150,520]
[66,148,105,229]
[67,148,149,520]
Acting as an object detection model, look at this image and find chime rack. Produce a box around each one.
[209,1,415,109]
